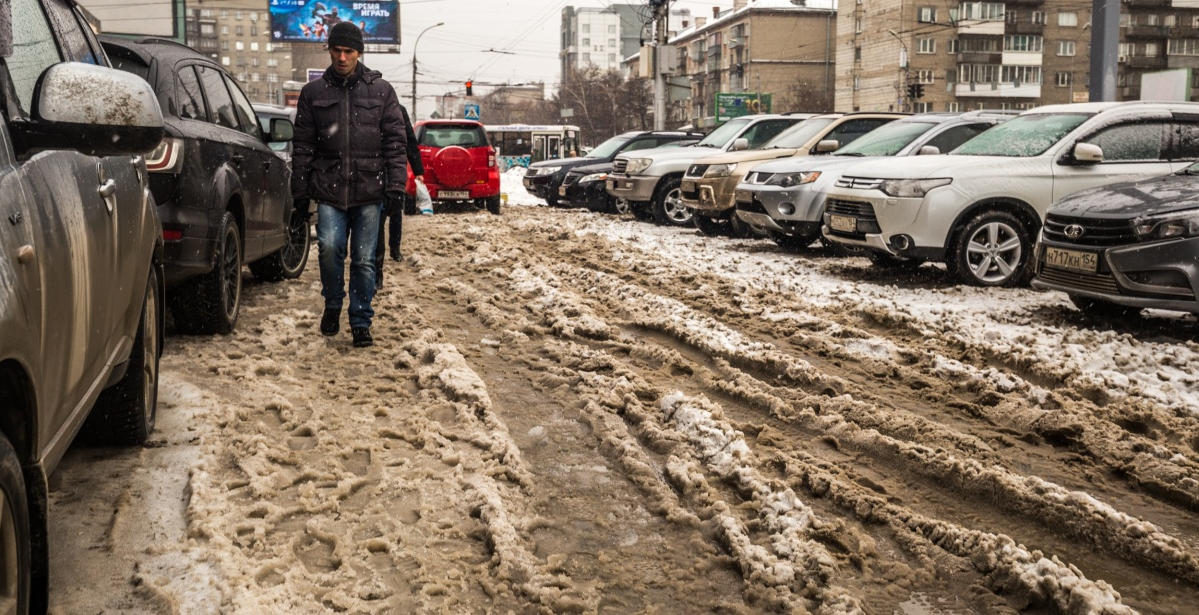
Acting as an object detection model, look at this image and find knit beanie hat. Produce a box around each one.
[328,22,364,53]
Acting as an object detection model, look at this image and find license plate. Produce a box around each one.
[681,179,696,192]
[829,214,857,233]
[735,189,752,203]
[1044,246,1098,272]
[606,180,615,190]
[439,190,470,199]
[558,186,568,197]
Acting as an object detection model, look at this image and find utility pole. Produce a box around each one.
[411,22,444,120]
[653,0,668,130]
[1089,0,1119,101]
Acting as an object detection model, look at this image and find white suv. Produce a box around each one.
[821,102,1199,286]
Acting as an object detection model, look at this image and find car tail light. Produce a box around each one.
[145,138,184,173]
[162,229,183,241]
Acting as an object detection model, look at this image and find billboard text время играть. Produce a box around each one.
[269,0,398,45]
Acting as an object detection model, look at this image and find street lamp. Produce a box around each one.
[412,22,445,119]
[887,29,910,111]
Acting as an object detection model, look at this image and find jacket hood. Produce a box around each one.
[1052,172,1199,218]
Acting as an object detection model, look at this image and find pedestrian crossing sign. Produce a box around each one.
[464,104,481,121]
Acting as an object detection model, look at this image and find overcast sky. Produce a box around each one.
[363,0,735,117]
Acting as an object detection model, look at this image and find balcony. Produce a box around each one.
[955,82,1041,98]
[1003,0,1044,5]
[1128,55,1167,69]
[728,36,745,49]
[1125,0,1169,6]
[957,19,1005,36]
[1008,22,1044,35]
[957,51,1002,64]
[1124,25,1169,39]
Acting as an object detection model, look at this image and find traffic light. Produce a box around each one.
[905,83,925,100]
[465,80,473,96]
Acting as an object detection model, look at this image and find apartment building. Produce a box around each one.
[561,7,626,75]
[839,1,1199,113]
[669,0,837,128]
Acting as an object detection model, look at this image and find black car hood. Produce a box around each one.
[567,161,614,177]
[1053,173,1199,219]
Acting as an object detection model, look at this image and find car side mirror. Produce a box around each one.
[269,118,294,142]
[13,62,164,158]
[730,138,749,151]
[1072,142,1104,164]
[815,139,840,153]
[917,145,941,156]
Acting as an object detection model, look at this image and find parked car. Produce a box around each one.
[411,120,501,214]
[734,112,1010,248]
[253,103,297,164]
[683,112,906,236]
[606,113,815,226]
[0,1,168,611]
[523,130,703,207]
[1032,164,1199,316]
[100,36,305,334]
[820,101,1199,286]
[560,138,703,213]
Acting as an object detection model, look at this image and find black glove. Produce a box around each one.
[293,197,312,220]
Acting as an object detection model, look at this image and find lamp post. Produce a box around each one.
[411,22,444,120]
[887,29,910,112]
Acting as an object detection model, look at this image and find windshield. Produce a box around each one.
[762,118,836,148]
[586,136,631,159]
[952,113,1091,157]
[836,121,937,156]
[697,118,751,148]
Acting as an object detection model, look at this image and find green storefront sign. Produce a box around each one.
[715,93,772,123]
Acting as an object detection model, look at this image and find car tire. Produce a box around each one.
[171,211,242,335]
[947,210,1032,287]
[0,434,31,615]
[1068,295,1143,318]
[693,214,730,237]
[771,231,819,250]
[650,177,693,226]
[486,195,502,216]
[85,266,161,445]
[545,193,560,208]
[867,250,925,269]
[249,210,310,281]
[615,198,633,216]
[629,201,654,221]
[729,214,755,238]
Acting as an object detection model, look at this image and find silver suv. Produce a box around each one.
[0,0,166,610]
[605,113,813,226]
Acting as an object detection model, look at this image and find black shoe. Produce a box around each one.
[320,308,340,336]
[352,327,373,347]
[390,251,402,262]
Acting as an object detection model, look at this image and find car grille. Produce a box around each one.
[686,164,709,178]
[835,176,885,190]
[561,173,580,186]
[613,159,628,173]
[1037,266,1121,294]
[1043,213,1136,247]
[825,198,878,239]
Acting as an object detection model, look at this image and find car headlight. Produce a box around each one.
[878,178,952,198]
[1133,208,1199,240]
[538,166,561,175]
[579,172,608,183]
[625,158,653,174]
[775,171,821,188]
[703,163,737,178]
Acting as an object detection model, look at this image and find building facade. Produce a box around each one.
[561,7,625,76]
[183,1,298,104]
[669,0,837,128]
[838,0,1199,113]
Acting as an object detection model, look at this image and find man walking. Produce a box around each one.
[292,22,407,347]
[374,103,423,289]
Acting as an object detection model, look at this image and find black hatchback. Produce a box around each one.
[101,36,308,334]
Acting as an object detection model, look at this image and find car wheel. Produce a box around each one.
[867,250,925,269]
[0,433,31,615]
[1068,295,1143,318]
[947,210,1032,287]
[85,266,161,445]
[729,214,755,238]
[771,231,819,250]
[249,209,310,281]
[693,214,730,237]
[614,198,632,216]
[545,193,560,208]
[171,211,242,334]
[630,201,654,221]
[486,195,502,216]
[650,177,693,226]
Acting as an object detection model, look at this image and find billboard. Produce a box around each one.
[269,0,398,45]
[715,93,772,123]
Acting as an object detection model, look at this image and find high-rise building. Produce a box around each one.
[185,1,296,104]
[561,6,625,76]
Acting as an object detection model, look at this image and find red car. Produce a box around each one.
[408,120,502,214]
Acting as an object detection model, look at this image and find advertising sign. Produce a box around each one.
[715,92,772,123]
[307,68,325,82]
[269,0,399,45]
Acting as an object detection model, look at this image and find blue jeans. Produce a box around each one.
[317,202,382,329]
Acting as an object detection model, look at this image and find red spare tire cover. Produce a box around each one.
[432,146,473,188]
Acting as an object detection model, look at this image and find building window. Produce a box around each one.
[266,43,274,52]
[917,38,936,54]
[220,41,228,50]
[582,38,590,46]
[913,102,932,112]
[1032,11,1045,25]
[221,26,229,35]
[947,39,958,53]
[1168,39,1199,56]
[1058,12,1078,27]
[1057,41,1075,56]
[251,42,259,51]
[948,102,961,112]
[855,18,862,33]
[251,73,260,82]
[916,69,935,84]
[582,53,591,63]
[853,76,860,90]
[1146,14,1160,26]
[1055,72,1073,87]
[918,7,936,23]
[235,26,243,36]
[235,41,244,51]
[1004,35,1043,52]
[200,23,214,35]
[582,24,590,33]
[954,2,1004,21]
[608,25,615,34]
[235,11,242,20]
[1006,10,1017,24]
[854,46,861,62]
[267,58,278,67]
[1165,15,1177,27]
[220,10,228,18]
[1146,42,1160,56]
[221,56,230,66]
[608,39,616,47]
[250,26,257,37]
[251,57,259,67]
[250,11,258,21]
[945,69,957,83]
[1001,65,1042,85]
[267,73,278,83]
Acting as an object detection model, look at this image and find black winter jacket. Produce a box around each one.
[292,64,407,209]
